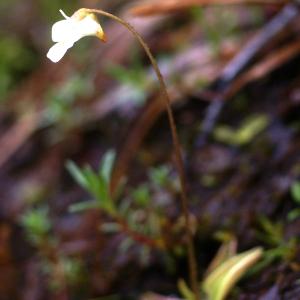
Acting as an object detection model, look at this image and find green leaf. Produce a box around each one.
[66,161,88,189]
[178,279,195,300]
[214,115,269,146]
[257,216,283,247]
[213,126,236,145]
[99,150,116,183]
[287,208,300,221]
[235,115,268,145]
[291,182,300,204]
[149,165,170,187]
[203,247,263,300]
[83,166,101,197]
[97,177,116,214]
[205,240,237,276]
[96,176,109,202]
[133,184,150,207]
[20,207,51,245]
[69,201,99,213]
[100,222,121,233]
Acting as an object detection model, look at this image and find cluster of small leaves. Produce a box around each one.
[119,166,176,229]
[66,150,116,215]
[67,149,175,218]
[20,206,84,290]
[251,216,298,276]
[108,164,176,264]
[67,151,179,264]
[20,206,52,246]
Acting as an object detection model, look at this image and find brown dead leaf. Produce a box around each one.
[130,0,286,17]
[226,39,300,99]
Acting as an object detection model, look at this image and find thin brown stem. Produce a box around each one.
[82,8,200,299]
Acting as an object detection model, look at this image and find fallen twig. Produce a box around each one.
[130,0,286,17]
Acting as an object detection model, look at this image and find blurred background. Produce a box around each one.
[0,0,300,299]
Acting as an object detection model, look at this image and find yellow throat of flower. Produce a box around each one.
[72,8,106,42]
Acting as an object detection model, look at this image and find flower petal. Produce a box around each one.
[47,10,106,63]
[76,15,103,38]
[51,19,79,43]
[46,41,74,63]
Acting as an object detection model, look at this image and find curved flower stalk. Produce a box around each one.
[47,8,200,299]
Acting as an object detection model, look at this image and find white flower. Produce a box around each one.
[47,9,106,63]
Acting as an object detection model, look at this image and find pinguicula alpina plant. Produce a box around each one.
[47,8,200,299]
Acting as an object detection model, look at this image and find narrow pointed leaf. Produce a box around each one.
[66,160,89,189]
[99,150,116,183]
[203,247,263,300]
